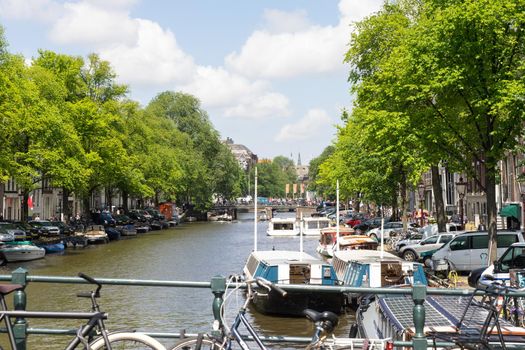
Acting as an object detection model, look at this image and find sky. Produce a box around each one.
[0,0,383,164]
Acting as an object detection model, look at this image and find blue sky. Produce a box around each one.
[0,0,383,164]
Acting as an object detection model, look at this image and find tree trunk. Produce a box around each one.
[431,165,447,232]
[82,194,91,222]
[62,189,70,223]
[400,172,408,230]
[0,183,4,220]
[20,190,29,223]
[122,191,129,212]
[486,161,498,264]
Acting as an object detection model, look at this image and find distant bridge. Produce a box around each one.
[212,203,317,215]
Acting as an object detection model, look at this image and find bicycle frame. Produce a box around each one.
[0,309,109,350]
[227,308,267,350]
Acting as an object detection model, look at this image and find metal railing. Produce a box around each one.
[1,267,524,350]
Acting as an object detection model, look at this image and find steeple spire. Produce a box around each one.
[297,153,302,166]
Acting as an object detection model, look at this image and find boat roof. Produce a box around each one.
[269,217,296,223]
[249,250,324,264]
[378,295,520,335]
[333,249,401,263]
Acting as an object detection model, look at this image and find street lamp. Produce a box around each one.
[517,173,525,234]
[417,184,425,227]
[456,177,468,230]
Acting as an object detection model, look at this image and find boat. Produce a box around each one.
[316,226,378,258]
[34,236,65,253]
[266,217,299,236]
[331,250,427,305]
[118,224,137,237]
[84,225,109,244]
[300,217,331,236]
[242,250,344,316]
[356,293,525,348]
[104,227,121,241]
[0,241,46,263]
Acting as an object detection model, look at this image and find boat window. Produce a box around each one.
[319,221,330,229]
[245,255,259,275]
[275,223,294,230]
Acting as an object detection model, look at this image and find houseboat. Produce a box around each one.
[242,250,344,316]
[266,217,299,236]
[331,250,427,305]
[300,217,331,236]
[317,226,378,258]
[357,294,525,348]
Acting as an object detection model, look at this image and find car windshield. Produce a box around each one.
[0,223,17,229]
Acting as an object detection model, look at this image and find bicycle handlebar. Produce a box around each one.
[78,272,102,298]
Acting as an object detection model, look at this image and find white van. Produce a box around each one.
[431,230,524,273]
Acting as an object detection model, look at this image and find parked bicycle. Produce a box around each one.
[169,276,391,350]
[0,272,165,349]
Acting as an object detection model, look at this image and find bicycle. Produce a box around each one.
[0,272,166,350]
[169,276,392,350]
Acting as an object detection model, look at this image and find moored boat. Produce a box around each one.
[266,217,299,236]
[357,293,525,349]
[300,217,331,236]
[242,250,344,316]
[317,226,378,258]
[84,225,109,244]
[331,250,426,305]
[34,236,65,253]
[0,241,46,263]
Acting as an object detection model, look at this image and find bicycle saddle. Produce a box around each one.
[303,309,339,331]
[0,284,24,296]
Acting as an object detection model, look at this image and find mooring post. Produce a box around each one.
[412,283,427,350]
[12,267,28,350]
[211,275,226,336]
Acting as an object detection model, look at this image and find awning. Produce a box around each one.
[499,204,520,219]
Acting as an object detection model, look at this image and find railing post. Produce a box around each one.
[412,283,427,350]
[211,275,226,336]
[12,267,28,350]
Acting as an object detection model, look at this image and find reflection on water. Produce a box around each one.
[0,212,355,349]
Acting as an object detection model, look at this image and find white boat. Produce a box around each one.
[300,217,331,236]
[84,225,109,244]
[357,294,525,348]
[266,217,299,236]
[331,250,427,305]
[0,241,45,263]
[242,250,344,316]
[316,226,378,258]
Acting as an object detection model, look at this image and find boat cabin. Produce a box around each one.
[317,227,378,257]
[332,250,427,288]
[244,250,338,285]
[300,217,331,236]
[266,218,299,236]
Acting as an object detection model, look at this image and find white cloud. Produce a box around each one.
[225,0,383,79]
[275,108,333,142]
[0,0,62,21]
[49,1,138,46]
[100,19,195,85]
[262,9,311,34]
[338,0,383,23]
[180,66,290,119]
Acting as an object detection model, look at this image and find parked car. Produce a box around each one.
[399,233,457,264]
[353,217,390,234]
[419,222,462,236]
[144,208,165,221]
[431,230,525,274]
[28,220,61,236]
[0,222,28,241]
[394,232,425,252]
[91,211,116,226]
[366,221,405,242]
[344,212,368,227]
[469,242,525,288]
[51,221,75,235]
[127,209,148,222]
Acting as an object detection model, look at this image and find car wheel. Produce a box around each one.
[369,233,378,241]
[423,256,432,268]
[402,250,417,262]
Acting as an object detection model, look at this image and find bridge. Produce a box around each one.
[212,203,317,214]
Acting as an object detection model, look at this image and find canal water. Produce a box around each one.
[0,212,355,349]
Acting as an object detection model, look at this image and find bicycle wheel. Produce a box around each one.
[89,331,166,350]
[169,336,225,350]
